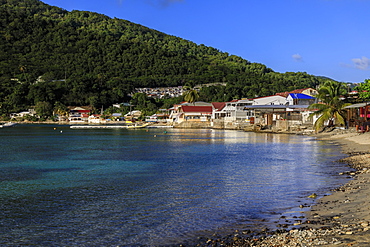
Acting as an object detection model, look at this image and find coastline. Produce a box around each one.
[190,129,370,246]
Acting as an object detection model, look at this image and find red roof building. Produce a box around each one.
[175,105,213,123]
[181,105,213,114]
[211,102,226,111]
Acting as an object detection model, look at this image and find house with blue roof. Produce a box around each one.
[286,93,316,106]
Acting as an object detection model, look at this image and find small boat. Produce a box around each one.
[0,122,17,128]
[126,123,151,129]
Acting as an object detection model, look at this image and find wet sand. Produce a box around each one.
[192,129,370,246]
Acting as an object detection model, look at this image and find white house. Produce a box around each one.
[209,93,315,129]
[124,110,142,120]
[209,99,256,124]
[10,109,36,119]
[212,102,227,120]
[252,95,287,105]
[88,114,102,123]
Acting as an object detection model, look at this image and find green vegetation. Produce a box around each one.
[183,85,199,105]
[355,79,370,101]
[0,0,329,118]
[308,81,351,131]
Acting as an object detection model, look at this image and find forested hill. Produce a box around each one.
[0,0,327,114]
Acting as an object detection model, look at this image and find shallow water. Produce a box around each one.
[0,125,350,246]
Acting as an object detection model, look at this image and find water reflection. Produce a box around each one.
[0,126,350,246]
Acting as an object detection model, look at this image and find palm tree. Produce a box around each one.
[308,81,350,132]
[19,65,29,83]
[183,85,199,105]
[53,102,69,120]
[19,65,26,74]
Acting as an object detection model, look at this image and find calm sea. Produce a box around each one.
[0,125,350,246]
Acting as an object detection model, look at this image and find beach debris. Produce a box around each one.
[308,193,318,198]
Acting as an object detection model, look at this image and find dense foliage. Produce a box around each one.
[308,81,350,131]
[0,0,328,116]
[355,79,370,100]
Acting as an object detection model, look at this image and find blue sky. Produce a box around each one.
[42,0,370,83]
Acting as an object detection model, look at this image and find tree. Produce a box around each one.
[53,101,69,117]
[35,101,53,118]
[130,93,150,109]
[355,79,370,100]
[308,81,350,131]
[18,65,30,84]
[0,1,328,115]
[183,85,199,105]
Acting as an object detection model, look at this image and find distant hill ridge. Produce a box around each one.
[0,0,328,113]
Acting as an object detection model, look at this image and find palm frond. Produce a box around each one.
[309,80,350,131]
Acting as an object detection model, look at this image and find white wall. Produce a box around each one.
[253,96,287,105]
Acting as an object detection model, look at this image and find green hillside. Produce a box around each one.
[0,0,327,115]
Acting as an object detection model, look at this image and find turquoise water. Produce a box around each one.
[0,125,350,246]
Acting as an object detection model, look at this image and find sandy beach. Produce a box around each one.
[304,130,370,246]
[193,129,370,246]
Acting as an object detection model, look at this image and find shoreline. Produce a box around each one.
[303,129,370,246]
[189,128,370,246]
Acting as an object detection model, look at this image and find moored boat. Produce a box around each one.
[0,122,17,128]
[126,123,150,129]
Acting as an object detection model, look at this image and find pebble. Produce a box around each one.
[361,222,369,227]
[190,218,370,246]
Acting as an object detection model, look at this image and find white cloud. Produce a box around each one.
[292,54,303,62]
[351,56,370,70]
